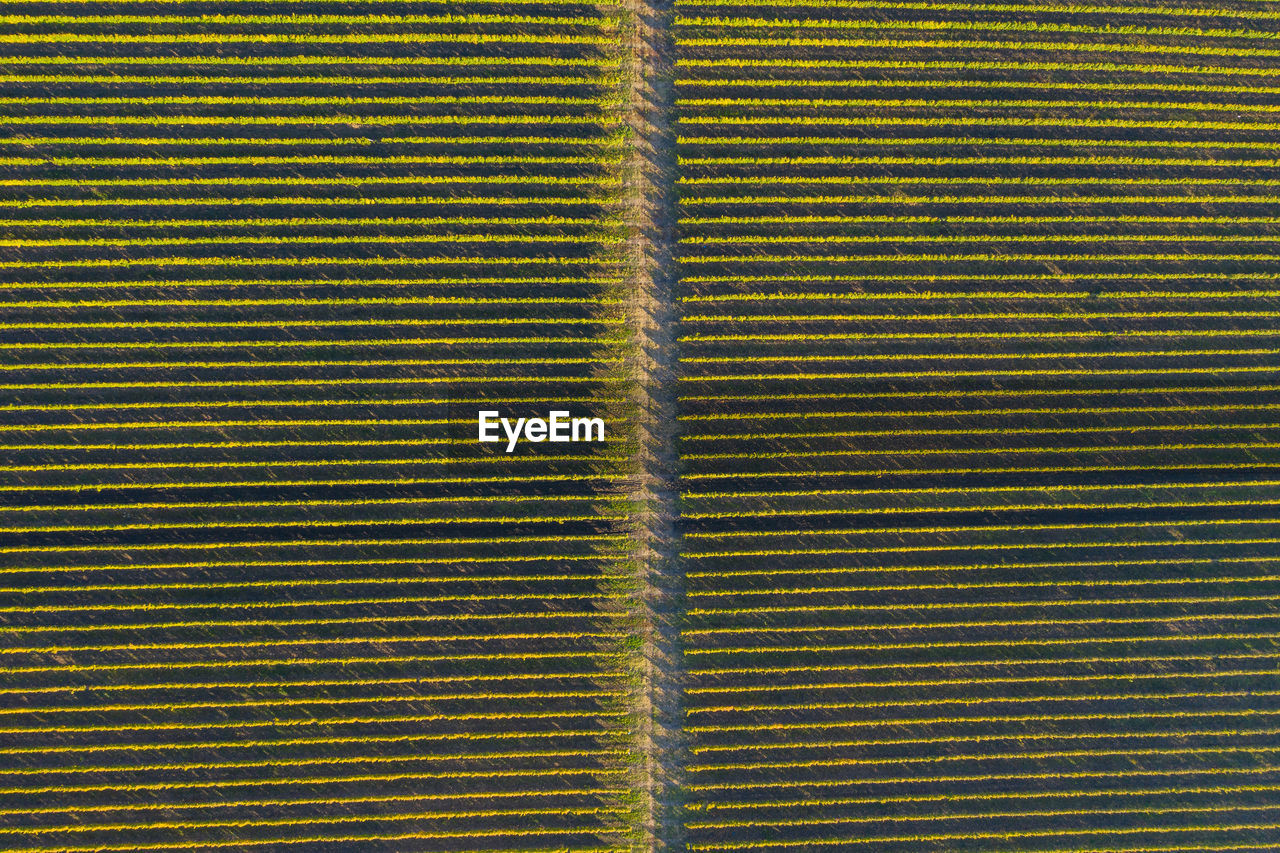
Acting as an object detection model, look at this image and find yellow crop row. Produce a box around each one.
[682,493,1280,517]
[2,233,621,247]
[0,668,626,696]
[688,825,1280,850]
[680,399,1278,417]
[0,32,617,45]
[0,473,628,492]
[5,693,619,717]
[684,97,1280,113]
[0,196,620,208]
[0,114,609,125]
[681,175,1280,186]
[2,805,627,836]
[3,175,608,187]
[687,617,1279,640]
[679,0,1280,21]
[0,74,613,85]
[689,671,1278,698]
[0,722,619,753]
[0,591,615,612]
[683,193,1280,204]
[0,13,614,24]
[683,534,1280,558]
[1,718,619,744]
[684,155,1280,166]
[690,805,1280,830]
[1,337,622,352]
[0,277,624,290]
[1,216,610,228]
[678,15,1280,39]
[1,54,607,65]
[0,494,606,515]
[0,649,624,676]
[690,650,1280,677]
[0,134,616,145]
[685,632,1280,658]
[676,36,1280,59]
[2,630,619,652]
[688,589,1280,613]
[692,781,1280,810]
[0,256,617,270]
[0,531,629,553]
[5,613,612,637]
[680,79,1280,96]
[0,748,631,775]
[693,550,1276,575]
[683,348,1280,363]
[679,116,1280,130]
[678,58,1280,76]
[5,831,628,853]
[0,786,628,816]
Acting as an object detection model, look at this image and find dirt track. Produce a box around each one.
[618,0,687,849]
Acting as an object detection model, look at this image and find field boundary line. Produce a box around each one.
[616,0,686,849]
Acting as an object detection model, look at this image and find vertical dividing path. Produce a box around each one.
[616,0,688,850]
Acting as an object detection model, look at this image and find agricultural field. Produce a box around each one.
[0,2,643,851]
[3,0,1280,851]
[673,0,1280,850]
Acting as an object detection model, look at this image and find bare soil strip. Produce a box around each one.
[617,0,687,849]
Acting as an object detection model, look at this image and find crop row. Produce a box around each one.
[686,0,1280,19]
